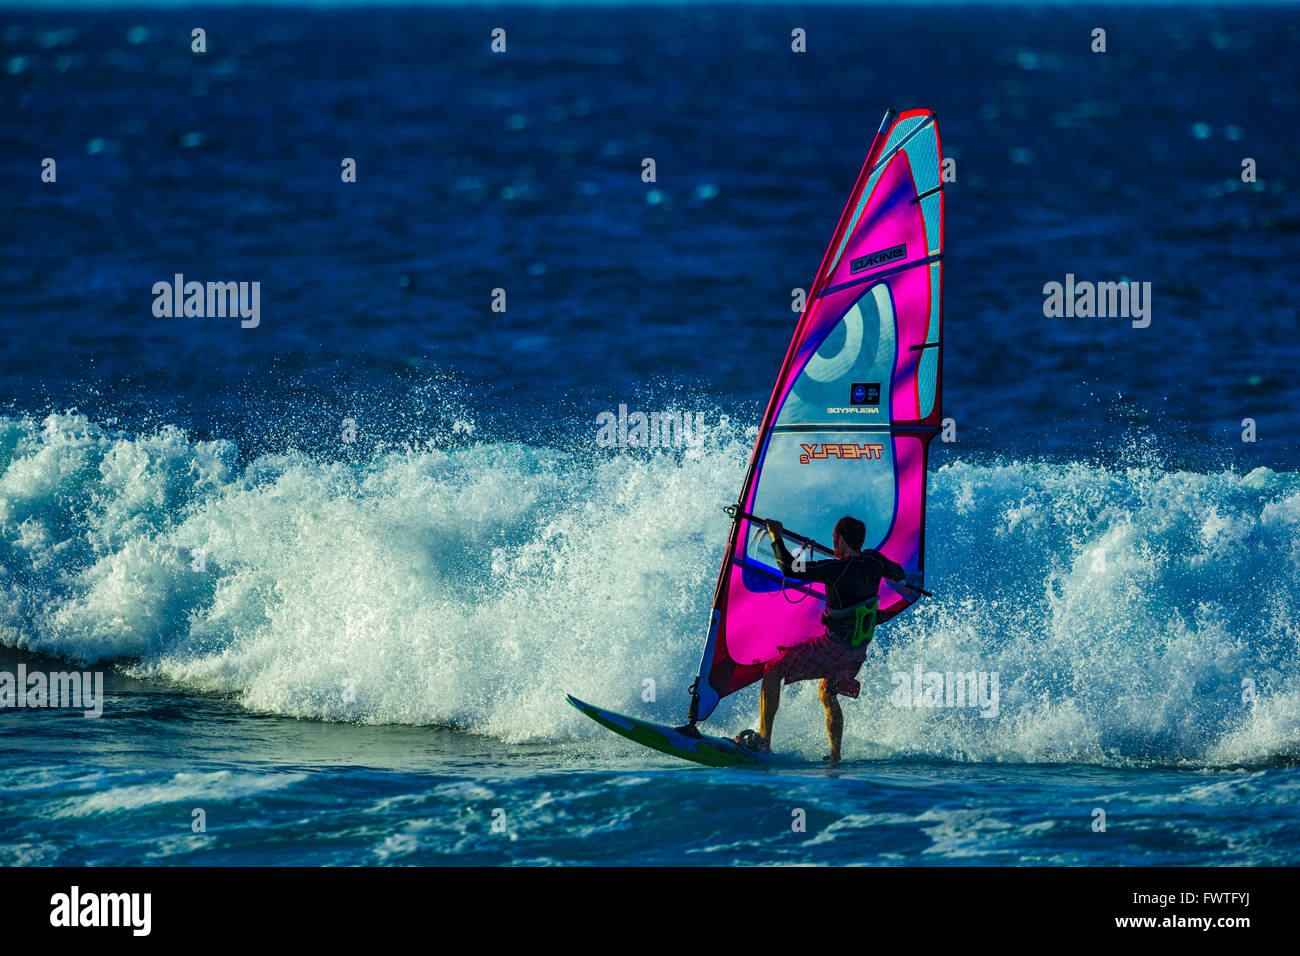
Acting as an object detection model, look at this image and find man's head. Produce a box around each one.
[833,516,866,556]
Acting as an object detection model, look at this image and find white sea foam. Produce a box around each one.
[50,770,308,818]
[1,412,1297,767]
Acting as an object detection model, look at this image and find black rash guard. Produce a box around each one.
[770,536,906,610]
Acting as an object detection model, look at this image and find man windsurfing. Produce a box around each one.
[736,515,905,763]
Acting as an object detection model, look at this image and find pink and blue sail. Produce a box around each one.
[690,108,945,723]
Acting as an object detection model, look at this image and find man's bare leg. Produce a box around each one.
[754,670,782,752]
[819,678,843,763]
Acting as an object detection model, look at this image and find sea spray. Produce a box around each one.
[1,413,1298,767]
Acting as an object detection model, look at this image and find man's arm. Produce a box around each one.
[865,549,906,582]
[767,520,836,582]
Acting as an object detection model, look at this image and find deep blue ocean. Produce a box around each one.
[2,2,1299,866]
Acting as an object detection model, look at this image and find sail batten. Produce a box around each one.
[691,109,945,723]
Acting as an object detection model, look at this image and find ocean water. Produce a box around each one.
[2,3,1298,866]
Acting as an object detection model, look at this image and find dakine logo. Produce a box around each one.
[851,244,906,274]
[50,886,151,936]
[851,382,880,406]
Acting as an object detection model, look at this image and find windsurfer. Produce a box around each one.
[737,516,904,763]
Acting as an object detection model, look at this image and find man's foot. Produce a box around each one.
[735,729,770,753]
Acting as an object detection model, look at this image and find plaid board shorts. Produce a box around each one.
[764,632,868,698]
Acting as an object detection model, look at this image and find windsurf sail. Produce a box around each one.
[689,108,945,723]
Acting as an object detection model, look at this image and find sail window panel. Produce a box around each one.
[743,429,896,570]
[777,283,897,429]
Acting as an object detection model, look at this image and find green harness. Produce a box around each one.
[822,596,880,648]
